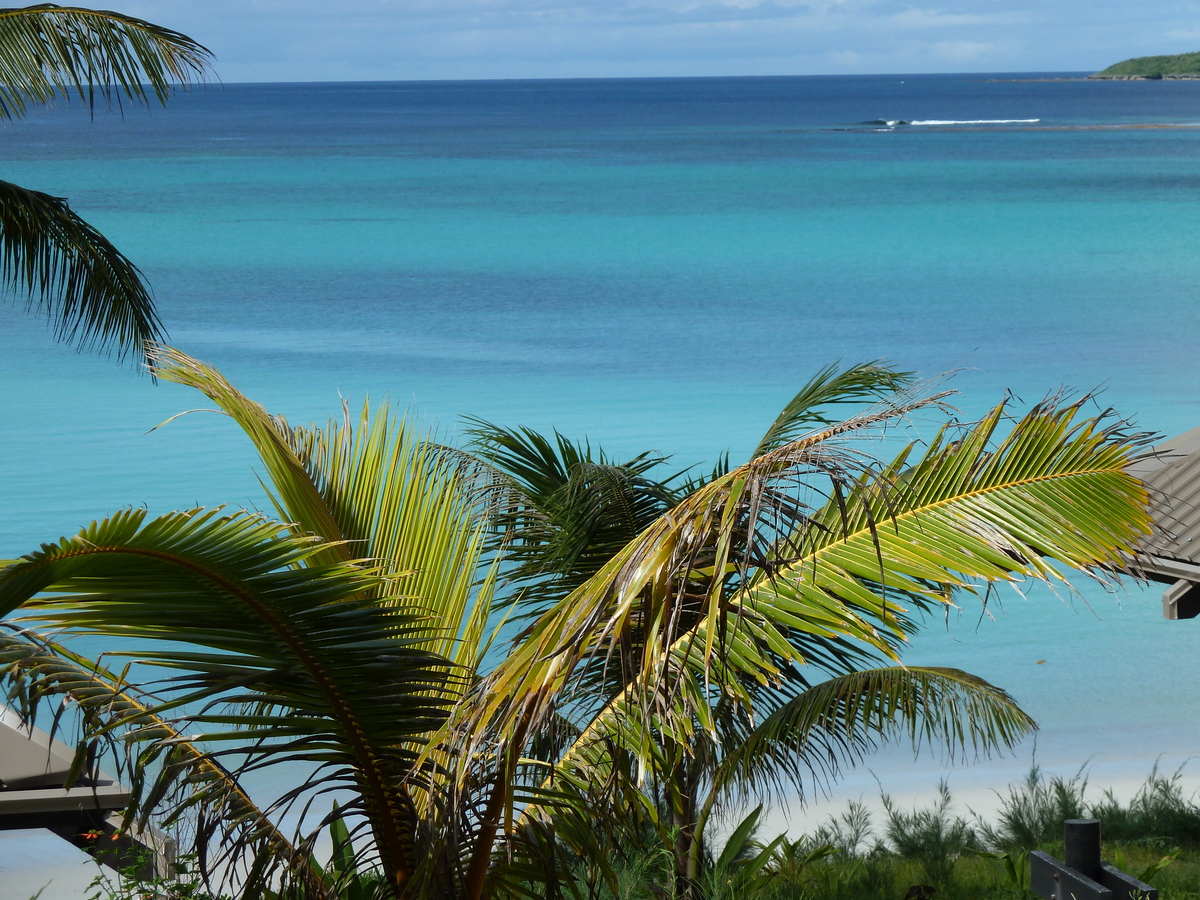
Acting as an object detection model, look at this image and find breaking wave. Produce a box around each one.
[865,118,1041,126]
[910,118,1041,125]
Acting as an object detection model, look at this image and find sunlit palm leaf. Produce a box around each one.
[287,403,501,669]
[455,389,950,748]
[149,348,506,892]
[149,349,347,560]
[445,388,952,894]
[0,178,163,360]
[0,4,213,118]
[150,346,501,670]
[463,395,1151,855]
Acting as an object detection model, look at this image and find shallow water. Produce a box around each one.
[5,75,1200,887]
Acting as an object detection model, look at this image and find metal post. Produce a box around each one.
[1064,818,1103,881]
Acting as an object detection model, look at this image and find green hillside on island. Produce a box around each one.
[1092,50,1200,78]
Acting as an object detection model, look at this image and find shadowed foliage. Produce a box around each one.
[0,179,162,358]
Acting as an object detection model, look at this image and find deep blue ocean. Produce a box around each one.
[5,75,1200,886]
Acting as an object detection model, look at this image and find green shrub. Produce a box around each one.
[978,762,1089,851]
[882,780,980,888]
[1094,764,1200,848]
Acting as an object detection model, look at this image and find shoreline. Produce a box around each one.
[766,751,1200,842]
[985,75,1200,82]
[985,77,1088,82]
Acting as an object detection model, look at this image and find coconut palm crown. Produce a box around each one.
[458,362,1153,898]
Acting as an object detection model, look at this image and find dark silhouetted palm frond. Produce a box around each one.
[0,5,215,362]
[0,178,162,359]
[0,4,213,117]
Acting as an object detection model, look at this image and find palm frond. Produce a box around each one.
[711,666,1035,810]
[467,394,1150,844]
[0,624,332,899]
[0,507,456,896]
[0,4,213,118]
[0,178,163,361]
[287,402,501,669]
[467,419,680,613]
[150,346,501,668]
[455,387,953,751]
[148,348,348,562]
[750,361,916,459]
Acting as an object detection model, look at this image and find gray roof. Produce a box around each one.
[1130,424,1200,583]
[0,704,130,822]
[0,704,171,876]
[0,704,81,789]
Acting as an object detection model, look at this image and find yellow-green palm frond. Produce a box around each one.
[286,398,501,668]
[150,346,501,669]
[149,347,348,563]
[458,393,1151,851]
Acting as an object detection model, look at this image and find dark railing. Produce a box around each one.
[1031,819,1157,900]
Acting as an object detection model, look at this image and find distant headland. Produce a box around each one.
[1091,51,1200,79]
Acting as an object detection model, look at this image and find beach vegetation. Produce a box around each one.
[977,761,1089,850]
[0,352,1158,899]
[518,767,1199,900]
[0,5,213,363]
[881,780,980,888]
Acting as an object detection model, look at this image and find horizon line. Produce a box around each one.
[195,69,1101,88]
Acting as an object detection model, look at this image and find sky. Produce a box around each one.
[122,1,1200,83]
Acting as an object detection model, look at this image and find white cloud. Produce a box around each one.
[929,39,1003,63]
[887,7,1035,29]
[116,0,1200,80]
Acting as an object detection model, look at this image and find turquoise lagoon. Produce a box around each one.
[4,76,1200,876]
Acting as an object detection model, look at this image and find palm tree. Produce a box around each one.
[455,363,1155,900]
[0,5,213,363]
[3,346,504,899]
[0,351,1154,900]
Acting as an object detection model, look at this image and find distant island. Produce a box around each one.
[1091,51,1200,79]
